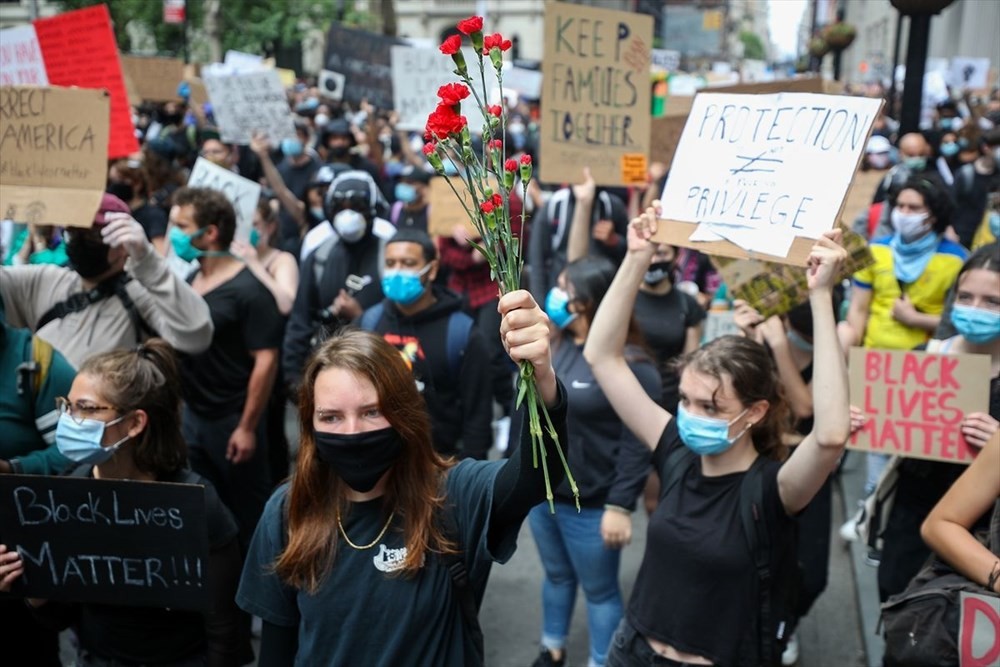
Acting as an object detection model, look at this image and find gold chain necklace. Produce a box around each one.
[337,510,396,550]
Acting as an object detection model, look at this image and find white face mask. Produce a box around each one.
[315,113,330,128]
[333,209,367,243]
[890,208,930,243]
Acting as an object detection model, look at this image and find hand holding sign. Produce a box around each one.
[805,229,847,292]
[627,203,660,258]
[961,412,999,450]
[0,544,24,592]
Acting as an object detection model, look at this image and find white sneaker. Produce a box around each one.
[781,631,799,666]
[839,504,864,542]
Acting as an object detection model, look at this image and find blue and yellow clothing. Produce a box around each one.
[852,236,967,350]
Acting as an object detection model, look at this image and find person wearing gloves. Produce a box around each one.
[0,193,214,369]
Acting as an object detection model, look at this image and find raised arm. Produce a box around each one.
[566,168,595,264]
[250,133,306,229]
[777,230,852,515]
[920,434,1000,593]
[583,204,670,450]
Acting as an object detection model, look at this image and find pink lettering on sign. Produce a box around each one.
[0,25,49,87]
[33,4,137,158]
[960,593,1000,667]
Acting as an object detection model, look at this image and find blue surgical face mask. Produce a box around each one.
[940,142,959,157]
[249,228,261,247]
[394,182,418,204]
[55,412,130,466]
[951,304,1000,344]
[281,137,304,158]
[676,404,750,456]
[381,264,432,305]
[903,157,927,172]
[989,211,999,238]
[310,206,326,221]
[169,226,206,262]
[545,287,577,330]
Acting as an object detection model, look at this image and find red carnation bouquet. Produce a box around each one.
[425,16,577,511]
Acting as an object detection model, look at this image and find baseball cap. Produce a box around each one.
[94,192,132,226]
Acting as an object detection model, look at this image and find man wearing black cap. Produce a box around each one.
[389,165,434,232]
[283,170,394,389]
[319,117,389,200]
[0,194,213,368]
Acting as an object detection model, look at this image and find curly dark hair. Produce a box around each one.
[888,175,953,235]
[172,186,237,248]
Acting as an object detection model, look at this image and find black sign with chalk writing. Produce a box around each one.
[323,23,403,110]
[0,475,209,610]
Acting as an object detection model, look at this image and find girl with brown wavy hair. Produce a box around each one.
[236,290,568,666]
[583,205,852,667]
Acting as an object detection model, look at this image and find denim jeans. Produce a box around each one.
[529,503,624,667]
[606,619,706,667]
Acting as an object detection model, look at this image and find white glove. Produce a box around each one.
[101,212,151,262]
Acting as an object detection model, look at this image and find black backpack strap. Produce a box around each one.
[739,456,778,666]
[35,273,155,344]
[438,503,484,666]
[660,444,697,499]
[110,274,157,343]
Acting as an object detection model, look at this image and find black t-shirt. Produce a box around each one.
[181,268,284,416]
[632,288,705,412]
[392,203,429,233]
[132,202,168,241]
[627,421,792,667]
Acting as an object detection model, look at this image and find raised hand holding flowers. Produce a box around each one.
[425,16,578,511]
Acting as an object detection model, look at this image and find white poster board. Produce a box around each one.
[0,25,49,86]
[651,49,680,72]
[658,92,881,258]
[187,158,262,243]
[202,69,295,145]
[948,57,991,90]
[223,50,264,73]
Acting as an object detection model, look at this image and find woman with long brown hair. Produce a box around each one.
[583,205,851,667]
[236,289,567,666]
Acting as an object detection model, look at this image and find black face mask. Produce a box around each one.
[327,145,350,159]
[106,182,134,203]
[65,229,112,279]
[644,261,674,286]
[313,426,402,492]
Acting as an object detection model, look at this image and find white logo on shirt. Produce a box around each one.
[373,544,407,573]
[571,380,591,389]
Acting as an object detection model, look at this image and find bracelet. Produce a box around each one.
[604,504,632,516]
[988,561,1000,593]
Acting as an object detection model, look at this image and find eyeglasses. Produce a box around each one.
[55,397,119,425]
[330,190,370,211]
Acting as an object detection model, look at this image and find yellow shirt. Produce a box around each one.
[852,236,967,350]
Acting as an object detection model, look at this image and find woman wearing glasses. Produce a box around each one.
[0,339,246,667]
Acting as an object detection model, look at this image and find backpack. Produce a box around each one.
[359,302,474,377]
[35,272,156,344]
[14,334,54,400]
[856,455,903,557]
[879,500,1000,666]
[660,446,800,666]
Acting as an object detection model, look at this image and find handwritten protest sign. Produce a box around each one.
[0,25,49,86]
[654,92,881,264]
[847,347,989,464]
[948,57,991,91]
[202,69,295,146]
[324,23,402,110]
[120,56,184,103]
[960,592,1000,667]
[0,475,210,610]
[187,158,261,243]
[33,4,138,159]
[714,227,873,318]
[427,176,477,238]
[539,2,653,187]
[0,87,109,229]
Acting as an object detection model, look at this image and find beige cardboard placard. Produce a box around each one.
[539,2,653,187]
[958,591,1000,666]
[427,177,479,238]
[714,226,873,318]
[653,92,883,265]
[0,86,109,228]
[120,55,185,102]
[847,347,990,464]
[649,114,687,167]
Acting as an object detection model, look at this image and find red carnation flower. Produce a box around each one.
[439,35,462,55]
[488,105,503,118]
[504,158,518,172]
[482,33,512,54]
[437,82,470,107]
[425,103,467,140]
[489,139,503,151]
[520,154,532,166]
[480,201,495,215]
[492,193,503,207]
[457,16,483,36]
[423,142,437,156]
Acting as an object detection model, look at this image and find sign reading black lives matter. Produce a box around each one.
[655,92,882,264]
[324,23,403,110]
[0,475,210,610]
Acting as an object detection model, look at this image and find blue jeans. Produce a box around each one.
[529,503,624,667]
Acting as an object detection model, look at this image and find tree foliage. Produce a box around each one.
[738,30,767,61]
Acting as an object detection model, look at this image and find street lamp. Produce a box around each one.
[890,0,956,135]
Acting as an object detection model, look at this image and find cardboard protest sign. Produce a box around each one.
[960,592,1000,667]
[202,69,295,145]
[0,25,49,86]
[427,176,477,238]
[654,92,881,265]
[649,114,688,167]
[120,56,184,103]
[714,227,873,318]
[702,311,740,344]
[539,2,653,187]
[318,69,346,101]
[949,57,991,91]
[0,87,109,229]
[391,45,461,132]
[187,158,262,243]
[650,49,680,72]
[0,475,210,610]
[847,347,990,464]
[33,4,138,159]
[324,23,403,110]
